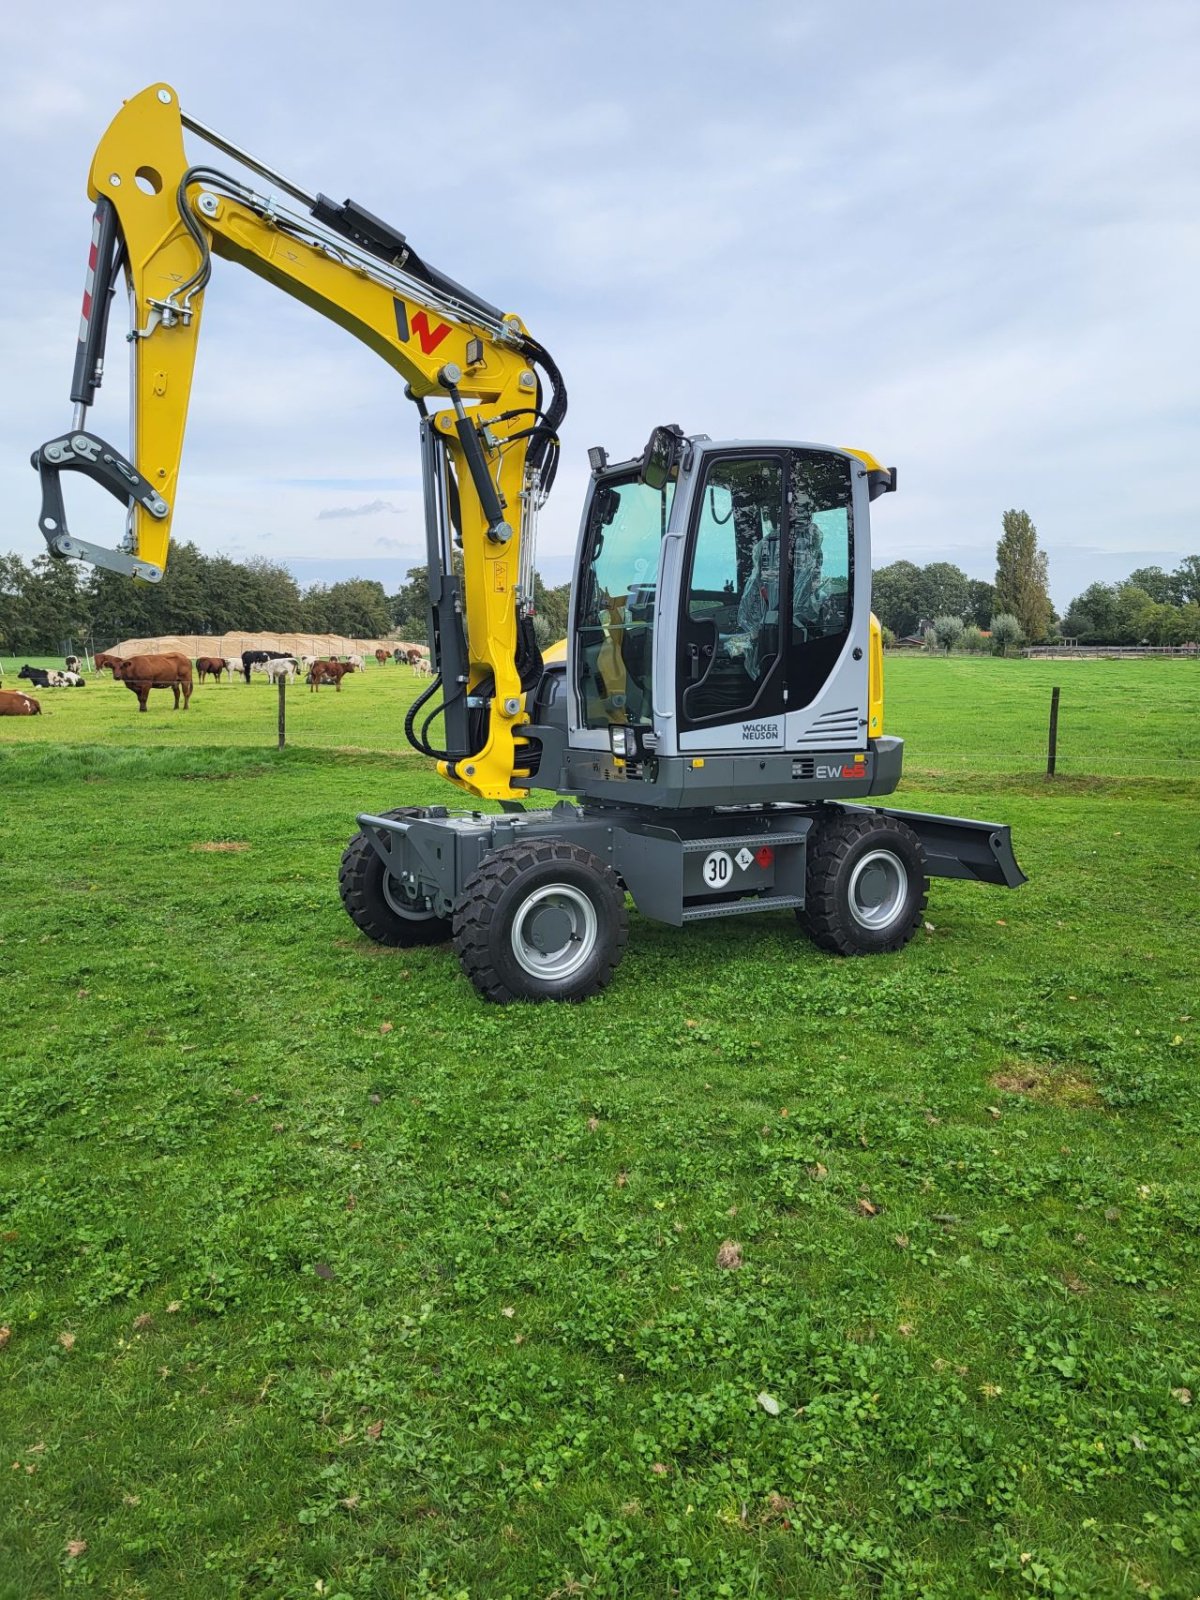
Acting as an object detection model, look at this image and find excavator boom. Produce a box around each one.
[32,83,565,800]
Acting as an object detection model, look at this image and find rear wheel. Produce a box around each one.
[339,807,451,947]
[798,811,928,955]
[453,842,628,1003]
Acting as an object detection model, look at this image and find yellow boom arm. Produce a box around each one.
[33,84,564,800]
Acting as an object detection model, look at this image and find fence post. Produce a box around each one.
[1046,685,1060,778]
[278,675,286,750]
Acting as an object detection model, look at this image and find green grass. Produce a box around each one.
[0,658,1197,1599]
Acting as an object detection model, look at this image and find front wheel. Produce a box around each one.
[798,811,928,956]
[453,842,628,1003]
[339,808,452,947]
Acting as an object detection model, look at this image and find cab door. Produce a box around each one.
[673,445,867,754]
[675,451,788,752]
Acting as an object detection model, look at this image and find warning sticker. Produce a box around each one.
[735,847,755,872]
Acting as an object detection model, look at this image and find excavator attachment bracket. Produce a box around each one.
[32,429,169,581]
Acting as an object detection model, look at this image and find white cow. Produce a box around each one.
[345,653,365,673]
[265,657,297,685]
[224,658,242,680]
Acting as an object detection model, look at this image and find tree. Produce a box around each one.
[990,613,1023,657]
[1062,581,1118,642]
[1170,556,1200,607]
[966,579,996,628]
[960,624,987,653]
[1114,583,1156,644]
[994,509,1052,642]
[930,614,964,654]
[871,560,923,637]
[1128,565,1173,605]
[533,574,571,640]
[917,563,972,623]
[301,578,391,637]
[0,555,93,654]
[389,565,432,640]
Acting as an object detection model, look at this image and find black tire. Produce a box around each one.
[453,842,628,1003]
[798,811,928,956]
[339,807,452,947]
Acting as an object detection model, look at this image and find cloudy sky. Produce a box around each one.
[3,1,1196,606]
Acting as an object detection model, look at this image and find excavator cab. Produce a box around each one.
[542,429,897,809]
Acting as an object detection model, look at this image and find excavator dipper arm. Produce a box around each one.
[32,84,565,801]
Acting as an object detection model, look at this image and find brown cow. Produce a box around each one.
[374,648,389,666]
[113,653,193,712]
[0,690,40,715]
[94,652,123,673]
[309,660,352,693]
[196,656,227,683]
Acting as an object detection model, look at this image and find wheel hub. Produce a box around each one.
[847,848,907,930]
[382,871,437,922]
[511,883,598,979]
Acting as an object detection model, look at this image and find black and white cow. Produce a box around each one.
[240,649,293,684]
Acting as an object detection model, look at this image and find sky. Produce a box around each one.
[2,0,1197,608]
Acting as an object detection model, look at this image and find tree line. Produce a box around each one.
[4,515,1194,658]
[0,541,574,656]
[873,508,1198,650]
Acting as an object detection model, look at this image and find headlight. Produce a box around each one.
[609,724,632,759]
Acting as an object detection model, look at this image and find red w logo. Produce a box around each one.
[411,310,451,356]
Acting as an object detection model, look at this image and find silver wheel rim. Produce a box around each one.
[511,883,598,980]
[847,848,908,930]
[382,871,439,922]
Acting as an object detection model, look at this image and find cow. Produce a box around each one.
[94,653,123,674]
[0,690,40,715]
[57,671,85,687]
[112,653,193,712]
[196,656,227,683]
[309,660,352,692]
[18,665,51,688]
[240,649,292,684]
[223,658,241,680]
[414,657,433,678]
[264,657,297,685]
[65,655,81,673]
[392,647,405,665]
[345,653,365,673]
[375,648,389,666]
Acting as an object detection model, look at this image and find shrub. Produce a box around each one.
[930,614,965,653]
[990,613,1024,656]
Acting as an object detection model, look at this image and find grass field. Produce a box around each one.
[1,657,1197,1599]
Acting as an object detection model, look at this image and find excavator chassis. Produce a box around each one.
[347,802,1024,1003]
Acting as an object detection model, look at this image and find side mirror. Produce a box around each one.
[638,423,684,491]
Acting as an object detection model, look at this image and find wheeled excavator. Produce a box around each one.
[33,85,1025,1002]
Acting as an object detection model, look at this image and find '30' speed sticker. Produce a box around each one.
[701,851,734,888]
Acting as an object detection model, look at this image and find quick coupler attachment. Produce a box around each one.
[31,430,169,581]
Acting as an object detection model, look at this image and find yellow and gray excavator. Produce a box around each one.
[33,84,1024,1002]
